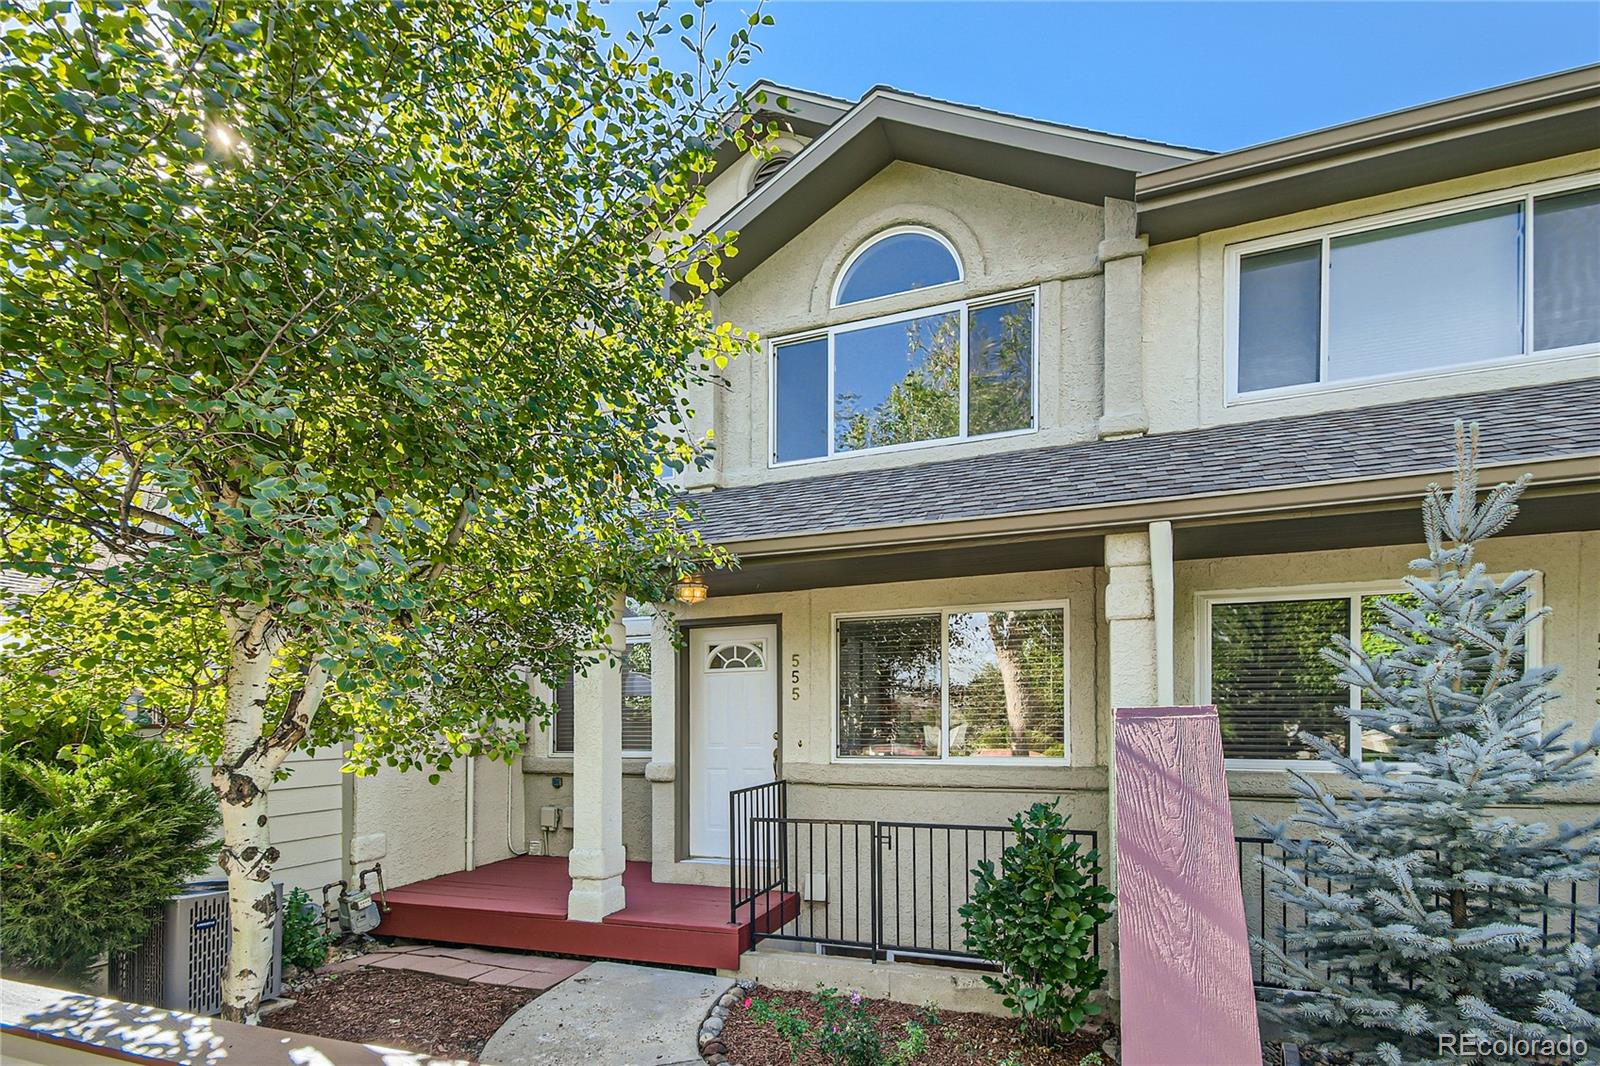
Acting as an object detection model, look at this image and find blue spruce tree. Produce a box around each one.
[1258,422,1599,1064]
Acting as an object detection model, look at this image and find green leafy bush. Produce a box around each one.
[0,724,219,985]
[748,985,936,1066]
[281,887,332,970]
[959,800,1112,1041]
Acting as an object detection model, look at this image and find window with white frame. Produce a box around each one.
[833,227,962,307]
[551,637,652,756]
[1228,180,1600,399]
[771,291,1037,464]
[835,604,1066,761]
[1201,586,1533,765]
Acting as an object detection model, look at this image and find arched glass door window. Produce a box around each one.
[833,228,962,307]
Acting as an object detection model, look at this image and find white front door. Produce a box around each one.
[689,624,778,859]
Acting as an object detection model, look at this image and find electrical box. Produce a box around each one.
[539,805,563,830]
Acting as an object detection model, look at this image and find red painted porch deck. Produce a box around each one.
[376,856,794,971]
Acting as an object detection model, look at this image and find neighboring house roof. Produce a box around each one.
[1134,63,1600,242]
[703,84,1207,288]
[688,378,1600,546]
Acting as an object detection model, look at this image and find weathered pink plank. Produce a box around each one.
[1114,706,1260,1065]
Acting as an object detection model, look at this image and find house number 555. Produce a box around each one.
[790,653,801,701]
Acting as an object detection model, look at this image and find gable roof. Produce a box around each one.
[687,377,1600,548]
[704,83,1207,288]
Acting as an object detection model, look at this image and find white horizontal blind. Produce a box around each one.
[836,614,941,758]
[551,639,651,756]
[1209,598,1350,761]
[621,640,652,753]
[946,609,1065,757]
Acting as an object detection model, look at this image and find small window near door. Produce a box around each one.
[707,641,767,672]
[549,638,653,756]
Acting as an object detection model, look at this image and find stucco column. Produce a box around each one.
[646,609,679,881]
[567,591,627,921]
[1104,529,1159,897]
[1098,197,1149,439]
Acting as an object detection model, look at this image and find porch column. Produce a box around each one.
[567,591,627,921]
[1104,529,1160,898]
[646,608,678,880]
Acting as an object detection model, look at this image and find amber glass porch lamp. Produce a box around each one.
[673,573,709,604]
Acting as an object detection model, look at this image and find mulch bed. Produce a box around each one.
[718,985,1112,1065]
[263,967,536,1061]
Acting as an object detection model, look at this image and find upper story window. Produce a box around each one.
[1227,178,1600,400]
[772,228,1034,466]
[832,227,962,306]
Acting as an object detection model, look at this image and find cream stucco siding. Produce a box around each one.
[651,567,1107,885]
[707,161,1108,486]
[1175,530,1600,833]
[1141,150,1600,435]
[349,752,525,890]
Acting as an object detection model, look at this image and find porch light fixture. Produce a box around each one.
[673,573,709,605]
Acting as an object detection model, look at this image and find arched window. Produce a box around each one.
[832,228,962,307]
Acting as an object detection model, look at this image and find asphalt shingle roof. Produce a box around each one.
[689,377,1600,544]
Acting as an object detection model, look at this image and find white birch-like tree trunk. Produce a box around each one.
[213,604,326,1023]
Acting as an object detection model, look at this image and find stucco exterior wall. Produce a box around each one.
[1174,529,1600,834]
[1141,150,1600,435]
[350,750,525,890]
[521,757,653,861]
[653,567,1108,885]
[708,161,1108,486]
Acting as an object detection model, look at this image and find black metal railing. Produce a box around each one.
[742,812,1099,964]
[729,779,787,923]
[1236,834,1598,991]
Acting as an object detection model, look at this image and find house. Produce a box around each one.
[366,65,1599,992]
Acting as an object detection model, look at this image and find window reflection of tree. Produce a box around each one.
[1211,599,1348,760]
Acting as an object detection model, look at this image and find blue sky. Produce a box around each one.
[697,2,1600,151]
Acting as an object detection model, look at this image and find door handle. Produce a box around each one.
[772,732,780,779]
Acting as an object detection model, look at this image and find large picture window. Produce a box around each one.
[835,604,1066,761]
[1201,584,1535,766]
[771,292,1036,464]
[1228,179,1600,399]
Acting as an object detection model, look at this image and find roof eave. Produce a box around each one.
[1136,64,1600,243]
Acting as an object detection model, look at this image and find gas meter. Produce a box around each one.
[321,862,388,936]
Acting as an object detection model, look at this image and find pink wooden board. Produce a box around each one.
[1114,706,1260,1065]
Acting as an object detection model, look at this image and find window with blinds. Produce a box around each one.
[551,639,652,756]
[1206,587,1529,763]
[836,605,1067,761]
[837,615,941,758]
[1208,598,1349,762]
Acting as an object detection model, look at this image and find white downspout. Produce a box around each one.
[464,757,476,872]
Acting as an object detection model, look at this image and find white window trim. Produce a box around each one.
[830,599,1070,766]
[549,615,655,759]
[768,286,1041,468]
[1222,173,1600,406]
[830,225,964,309]
[1197,575,1544,772]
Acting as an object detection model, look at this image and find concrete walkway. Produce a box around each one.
[479,961,732,1066]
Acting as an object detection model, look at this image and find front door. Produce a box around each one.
[688,624,778,859]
